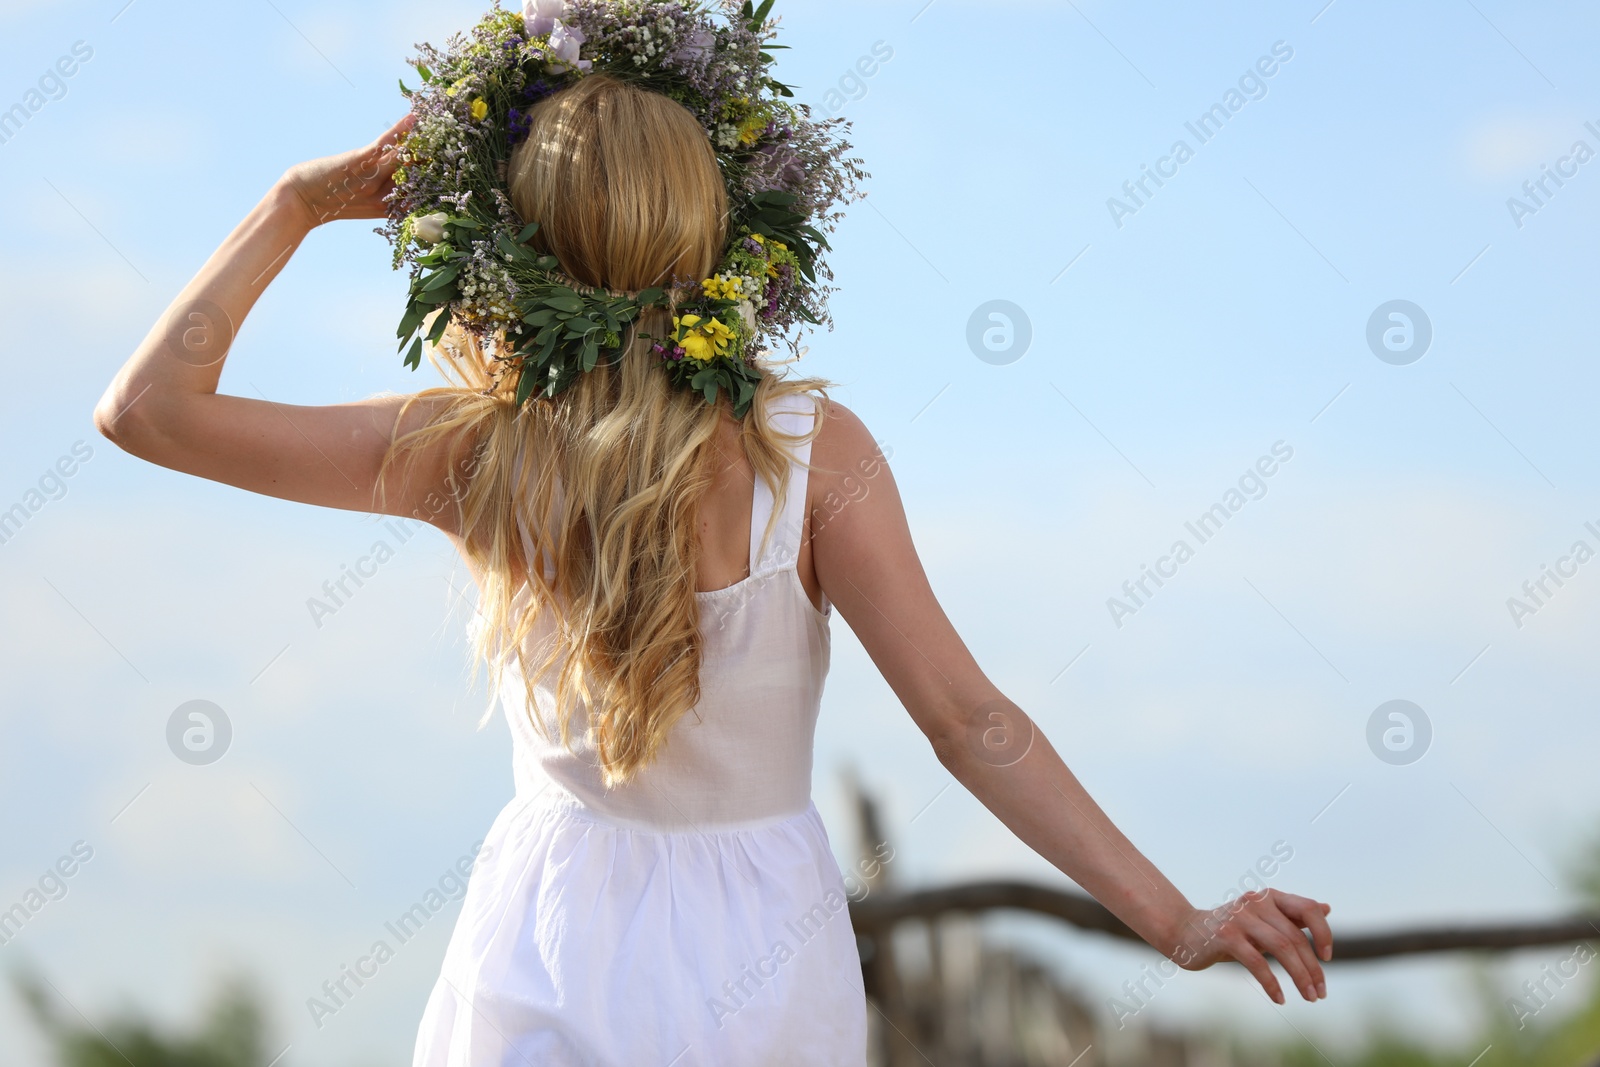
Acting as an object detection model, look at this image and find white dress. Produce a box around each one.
[412,392,869,1067]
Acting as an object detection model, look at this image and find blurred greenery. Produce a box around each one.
[1275,947,1600,1066]
[14,971,279,1067]
[1565,821,1600,915]
[1265,820,1600,1066]
[9,954,1600,1066]
[10,821,1600,1067]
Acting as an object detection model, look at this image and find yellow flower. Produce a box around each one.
[680,332,714,361]
[674,313,734,363]
[701,274,744,301]
[749,233,765,245]
[765,240,789,277]
[471,98,489,121]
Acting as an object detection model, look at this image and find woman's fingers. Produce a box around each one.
[1252,904,1326,1000]
[374,112,416,153]
[1237,912,1314,1002]
[1174,891,1335,1005]
[1277,892,1335,963]
[284,113,414,227]
[1223,928,1285,1005]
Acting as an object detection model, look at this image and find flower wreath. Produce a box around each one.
[381,0,868,418]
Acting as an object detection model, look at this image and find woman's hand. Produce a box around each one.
[1168,889,1334,1004]
[279,112,416,230]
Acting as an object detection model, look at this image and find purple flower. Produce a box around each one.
[670,26,715,68]
[548,22,590,71]
[523,0,566,37]
[508,107,533,143]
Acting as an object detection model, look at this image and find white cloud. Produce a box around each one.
[1461,107,1593,181]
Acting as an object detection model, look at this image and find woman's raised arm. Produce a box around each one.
[92,114,475,533]
[806,399,1333,1005]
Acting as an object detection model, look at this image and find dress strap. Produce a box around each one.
[750,393,818,577]
[507,396,815,586]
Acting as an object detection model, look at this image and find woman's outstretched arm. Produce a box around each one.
[93,114,475,533]
[807,400,1333,1005]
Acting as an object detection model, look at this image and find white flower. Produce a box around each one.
[413,212,449,243]
[736,299,757,332]
[547,22,591,71]
[523,0,566,36]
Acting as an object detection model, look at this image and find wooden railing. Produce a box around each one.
[837,773,1600,1066]
[850,879,1600,961]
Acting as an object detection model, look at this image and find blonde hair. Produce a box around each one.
[379,74,834,787]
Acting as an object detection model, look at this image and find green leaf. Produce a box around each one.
[399,78,413,98]
[496,234,525,261]
[416,284,457,306]
[749,0,776,28]
[703,378,719,405]
[426,306,452,344]
[635,287,665,306]
[514,364,539,406]
[546,296,585,314]
[403,336,423,370]
[421,263,462,291]
[524,309,557,327]
[397,303,427,340]
[416,62,433,83]
[515,222,541,244]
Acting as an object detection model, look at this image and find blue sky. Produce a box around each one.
[3,0,1600,1061]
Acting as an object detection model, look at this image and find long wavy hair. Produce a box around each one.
[377,74,834,787]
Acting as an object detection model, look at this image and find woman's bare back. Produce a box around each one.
[697,410,825,611]
[449,406,826,613]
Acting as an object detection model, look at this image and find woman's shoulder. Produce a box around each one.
[807,398,893,492]
[809,397,876,457]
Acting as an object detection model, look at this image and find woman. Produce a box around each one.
[94,69,1332,1067]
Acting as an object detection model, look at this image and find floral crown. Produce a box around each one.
[381,0,868,418]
